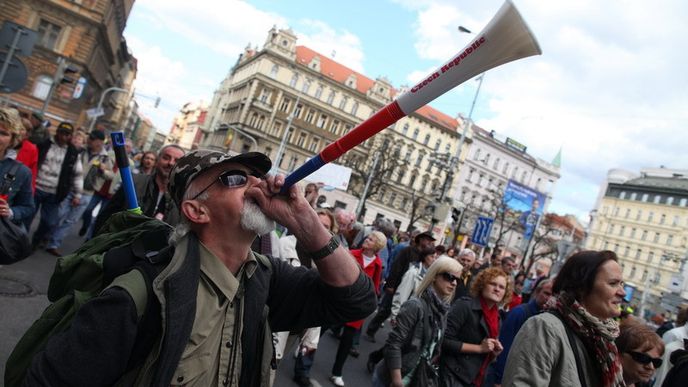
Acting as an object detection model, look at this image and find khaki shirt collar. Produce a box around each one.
[198,241,257,301]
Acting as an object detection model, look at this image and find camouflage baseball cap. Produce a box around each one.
[168,149,271,207]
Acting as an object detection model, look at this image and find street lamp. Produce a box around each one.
[87,86,128,132]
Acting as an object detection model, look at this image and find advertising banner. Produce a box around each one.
[503,179,545,240]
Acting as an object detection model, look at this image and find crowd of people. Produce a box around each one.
[0,106,186,257]
[2,105,687,386]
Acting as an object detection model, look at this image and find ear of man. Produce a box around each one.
[181,200,210,224]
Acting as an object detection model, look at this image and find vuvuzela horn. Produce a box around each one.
[281,0,542,193]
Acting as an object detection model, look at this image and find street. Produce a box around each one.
[0,220,387,387]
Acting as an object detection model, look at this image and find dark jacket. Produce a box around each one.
[440,297,502,387]
[94,172,179,234]
[24,234,376,386]
[384,245,419,291]
[36,139,80,201]
[0,157,34,225]
[377,290,448,385]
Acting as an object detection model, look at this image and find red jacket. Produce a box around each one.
[16,140,38,193]
[346,249,383,329]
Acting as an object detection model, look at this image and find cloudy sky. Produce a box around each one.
[123,0,688,222]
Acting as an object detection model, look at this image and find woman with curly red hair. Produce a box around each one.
[439,267,512,387]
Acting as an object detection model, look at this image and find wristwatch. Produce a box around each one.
[303,235,340,261]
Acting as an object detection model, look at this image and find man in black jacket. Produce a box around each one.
[30,122,82,247]
[92,144,185,235]
[24,149,376,386]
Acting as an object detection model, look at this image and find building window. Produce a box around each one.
[630,266,636,279]
[415,153,423,167]
[619,191,626,199]
[412,128,419,141]
[388,193,397,207]
[326,91,335,105]
[512,167,519,179]
[285,128,294,143]
[248,113,258,127]
[502,162,509,175]
[258,88,271,103]
[667,196,674,205]
[338,97,348,110]
[641,230,647,240]
[619,225,625,236]
[294,104,303,119]
[613,207,620,217]
[302,80,311,94]
[641,270,647,281]
[404,149,412,162]
[309,137,320,152]
[681,198,688,207]
[672,215,679,226]
[648,211,654,222]
[653,232,660,243]
[603,241,609,250]
[289,73,299,88]
[493,158,500,170]
[474,148,481,161]
[625,208,630,218]
[630,192,637,200]
[305,109,315,123]
[667,235,673,246]
[314,84,324,99]
[37,19,62,50]
[296,132,307,147]
[630,228,636,238]
[653,271,660,284]
[402,123,409,136]
[636,209,642,220]
[648,252,654,263]
[660,214,666,225]
[32,75,53,100]
[316,114,327,128]
[350,101,359,116]
[521,171,528,183]
[329,120,340,134]
[483,153,490,166]
[641,193,649,202]
[623,245,630,256]
[270,64,279,77]
[279,97,291,112]
[423,134,430,146]
[256,115,265,130]
[653,195,661,204]
[445,143,451,153]
[434,139,441,151]
[635,249,642,259]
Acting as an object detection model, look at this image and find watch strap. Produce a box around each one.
[304,235,340,261]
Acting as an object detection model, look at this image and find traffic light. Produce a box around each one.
[451,207,461,222]
[60,63,79,85]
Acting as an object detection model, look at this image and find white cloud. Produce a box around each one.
[295,19,366,73]
[403,0,688,221]
[132,0,288,57]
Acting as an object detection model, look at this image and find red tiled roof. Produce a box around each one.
[295,46,458,132]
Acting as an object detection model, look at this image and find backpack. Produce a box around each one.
[4,211,173,387]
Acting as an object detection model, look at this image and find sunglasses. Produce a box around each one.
[441,272,460,284]
[627,351,662,368]
[190,169,263,201]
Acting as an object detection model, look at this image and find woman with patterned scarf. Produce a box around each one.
[502,250,627,387]
[439,267,512,387]
[372,256,463,387]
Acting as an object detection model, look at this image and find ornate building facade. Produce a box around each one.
[201,27,470,231]
[0,0,137,129]
[587,168,688,317]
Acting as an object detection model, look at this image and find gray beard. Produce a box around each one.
[240,200,275,236]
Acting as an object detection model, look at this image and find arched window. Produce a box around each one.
[32,75,53,100]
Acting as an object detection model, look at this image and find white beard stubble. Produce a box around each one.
[240,200,275,235]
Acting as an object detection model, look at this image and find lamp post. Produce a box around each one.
[88,86,128,132]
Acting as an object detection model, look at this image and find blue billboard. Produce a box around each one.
[503,180,546,240]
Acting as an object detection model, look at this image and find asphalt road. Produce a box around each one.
[0,220,390,387]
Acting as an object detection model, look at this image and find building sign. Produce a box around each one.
[503,180,545,240]
[505,137,527,153]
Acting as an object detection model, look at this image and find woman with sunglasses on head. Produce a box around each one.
[373,256,462,387]
[439,267,511,387]
[502,250,627,387]
[615,322,664,387]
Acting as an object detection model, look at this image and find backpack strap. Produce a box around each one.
[0,162,21,194]
[108,269,149,319]
[547,310,588,387]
